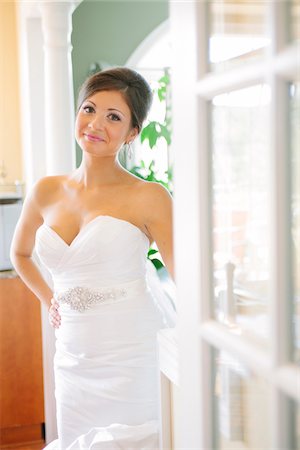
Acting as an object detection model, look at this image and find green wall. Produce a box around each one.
[72,0,168,100]
[71,0,168,165]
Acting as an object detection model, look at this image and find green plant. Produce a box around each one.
[147,248,165,270]
[140,70,172,150]
[130,68,172,192]
[129,68,173,271]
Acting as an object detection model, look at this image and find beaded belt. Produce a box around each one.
[55,285,128,312]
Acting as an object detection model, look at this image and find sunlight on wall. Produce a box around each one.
[0,1,22,185]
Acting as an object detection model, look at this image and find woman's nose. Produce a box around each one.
[88,114,104,130]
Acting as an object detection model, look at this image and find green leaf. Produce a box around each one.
[158,75,170,85]
[140,123,151,143]
[150,258,165,270]
[149,160,155,170]
[148,248,158,256]
[158,86,166,102]
[159,124,171,145]
[130,70,172,195]
[140,122,160,149]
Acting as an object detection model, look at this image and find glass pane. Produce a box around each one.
[211,85,271,344]
[290,82,300,363]
[208,0,270,73]
[213,348,272,449]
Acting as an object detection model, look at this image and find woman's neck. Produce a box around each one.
[71,154,126,189]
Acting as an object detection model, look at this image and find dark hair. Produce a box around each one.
[76,67,153,133]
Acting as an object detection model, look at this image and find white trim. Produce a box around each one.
[269,75,292,368]
[197,17,216,447]
[158,372,172,450]
[16,8,46,188]
[170,1,215,448]
[197,98,213,323]
[157,328,179,386]
[271,389,295,449]
[125,19,170,68]
[269,3,298,446]
[196,61,266,99]
[196,5,215,444]
[273,44,300,80]
[200,321,271,376]
[200,321,300,402]
[195,46,299,100]
[274,365,300,402]
[270,0,288,54]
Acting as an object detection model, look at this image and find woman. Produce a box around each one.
[10,67,174,449]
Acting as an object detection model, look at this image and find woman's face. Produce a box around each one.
[75,90,138,157]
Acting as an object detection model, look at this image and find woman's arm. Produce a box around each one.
[142,182,175,283]
[10,178,54,310]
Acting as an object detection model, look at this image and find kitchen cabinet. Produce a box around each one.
[0,274,45,448]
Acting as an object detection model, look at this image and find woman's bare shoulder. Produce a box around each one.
[137,179,172,200]
[29,175,66,207]
[133,179,173,217]
[124,172,167,191]
[33,174,66,188]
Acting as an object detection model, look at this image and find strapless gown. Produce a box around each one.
[35,215,176,450]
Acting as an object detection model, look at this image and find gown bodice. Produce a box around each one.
[35,215,150,291]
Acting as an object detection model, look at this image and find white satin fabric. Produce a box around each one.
[35,215,176,450]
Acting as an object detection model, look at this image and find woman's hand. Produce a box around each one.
[48,297,61,329]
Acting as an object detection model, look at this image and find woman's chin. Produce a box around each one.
[81,148,117,159]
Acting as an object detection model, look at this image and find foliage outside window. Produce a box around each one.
[128,68,172,271]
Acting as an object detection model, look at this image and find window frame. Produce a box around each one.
[170,1,300,448]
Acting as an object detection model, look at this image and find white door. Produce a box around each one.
[170,1,299,448]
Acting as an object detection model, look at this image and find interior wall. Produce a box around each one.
[0,0,22,185]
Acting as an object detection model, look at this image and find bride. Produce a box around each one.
[10,67,175,449]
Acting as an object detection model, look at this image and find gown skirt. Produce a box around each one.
[34,215,176,450]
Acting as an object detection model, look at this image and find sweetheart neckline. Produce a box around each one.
[40,215,151,248]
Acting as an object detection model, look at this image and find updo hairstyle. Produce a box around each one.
[76,67,153,134]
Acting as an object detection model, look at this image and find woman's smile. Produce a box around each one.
[84,133,105,143]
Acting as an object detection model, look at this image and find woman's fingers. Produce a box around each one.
[49,310,61,328]
[49,297,61,328]
[50,297,60,309]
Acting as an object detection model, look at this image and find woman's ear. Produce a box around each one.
[128,126,139,143]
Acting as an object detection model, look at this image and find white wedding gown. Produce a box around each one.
[35,215,176,450]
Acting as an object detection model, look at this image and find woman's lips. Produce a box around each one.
[84,134,104,142]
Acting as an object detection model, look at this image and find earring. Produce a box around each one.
[125,142,133,159]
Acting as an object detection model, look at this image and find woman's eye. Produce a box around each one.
[82,105,95,113]
[108,113,121,121]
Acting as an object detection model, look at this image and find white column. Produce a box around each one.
[17,1,81,443]
[39,1,77,175]
[38,2,78,443]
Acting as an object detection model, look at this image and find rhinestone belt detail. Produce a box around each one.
[55,286,128,312]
